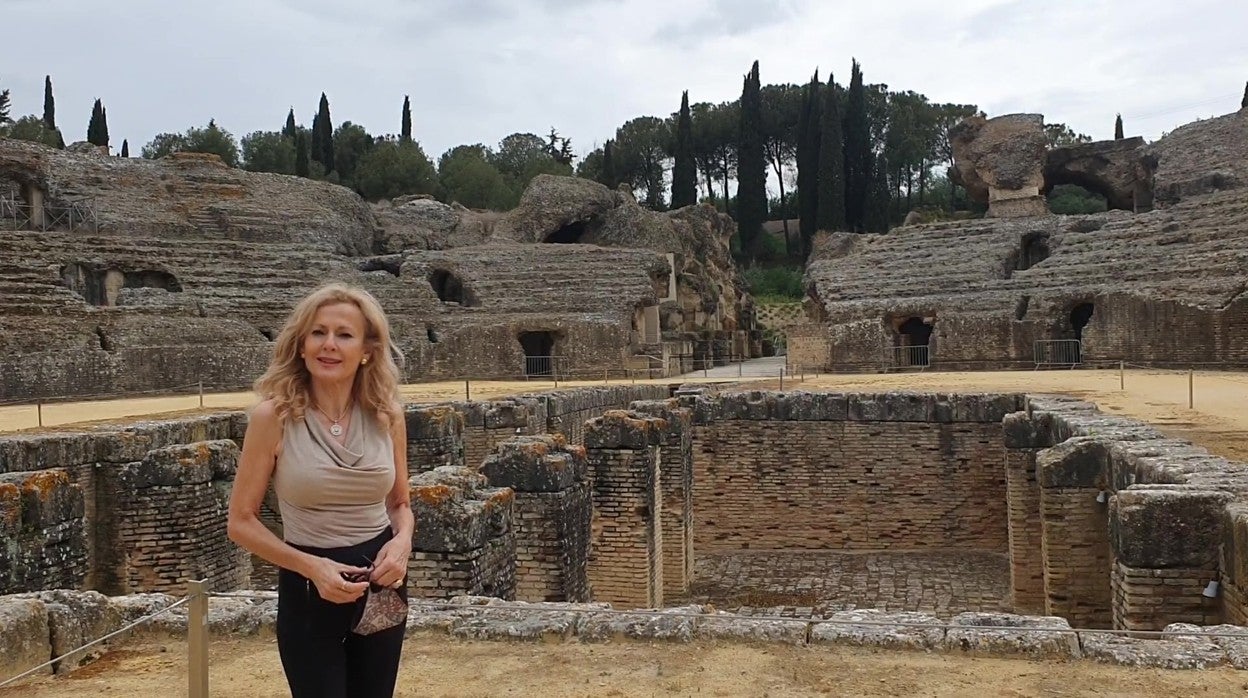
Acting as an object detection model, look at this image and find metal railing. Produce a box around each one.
[886,344,931,371]
[523,355,563,379]
[0,194,98,233]
[1034,339,1082,368]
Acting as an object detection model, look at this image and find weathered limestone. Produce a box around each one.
[408,466,517,600]
[950,114,1051,218]
[404,405,466,474]
[1045,137,1156,212]
[0,470,88,594]
[481,435,592,602]
[584,410,667,609]
[0,596,52,680]
[1149,108,1248,204]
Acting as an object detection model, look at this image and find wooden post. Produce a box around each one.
[188,579,209,698]
[779,368,784,391]
[1189,369,1194,409]
[37,401,43,428]
[198,381,204,408]
[1119,360,1124,390]
[464,380,470,401]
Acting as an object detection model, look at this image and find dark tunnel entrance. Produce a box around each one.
[519,331,557,376]
[543,221,588,244]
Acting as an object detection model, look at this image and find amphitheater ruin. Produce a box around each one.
[2,104,1248,685]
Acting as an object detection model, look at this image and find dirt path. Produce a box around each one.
[3,636,1246,697]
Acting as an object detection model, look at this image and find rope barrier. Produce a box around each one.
[0,595,191,688]
[203,591,1247,641]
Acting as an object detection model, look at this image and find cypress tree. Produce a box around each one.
[87,99,110,148]
[42,76,55,130]
[816,78,846,234]
[601,140,616,188]
[865,153,891,233]
[310,112,323,167]
[401,96,412,143]
[316,93,334,173]
[1114,113,1124,140]
[283,109,296,139]
[294,132,310,177]
[735,60,767,262]
[671,91,698,208]
[796,70,821,252]
[0,88,10,125]
[121,139,129,158]
[843,60,870,232]
[1242,81,1247,109]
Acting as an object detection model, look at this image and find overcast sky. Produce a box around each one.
[4,0,1244,164]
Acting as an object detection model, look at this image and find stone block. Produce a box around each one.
[0,596,52,681]
[1036,437,1109,489]
[1,470,84,527]
[0,433,105,474]
[696,612,809,645]
[949,393,1024,424]
[811,610,945,650]
[577,606,701,643]
[847,393,935,422]
[1080,631,1226,669]
[19,590,122,673]
[117,443,222,489]
[1111,486,1234,568]
[405,406,464,440]
[1166,623,1248,669]
[482,437,580,492]
[583,411,667,449]
[943,612,1079,658]
[1002,411,1054,449]
[452,604,579,641]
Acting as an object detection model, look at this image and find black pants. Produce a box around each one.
[277,530,406,698]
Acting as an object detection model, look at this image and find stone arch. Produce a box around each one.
[542,220,588,244]
[428,268,477,306]
[518,331,558,376]
[1070,302,1094,342]
[891,316,933,367]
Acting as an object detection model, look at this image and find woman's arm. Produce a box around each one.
[227,400,368,602]
[370,404,414,588]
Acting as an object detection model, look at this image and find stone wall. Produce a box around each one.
[0,471,88,594]
[630,399,694,598]
[584,411,667,609]
[481,436,591,603]
[408,467,516,600]
[688,392,1018,553]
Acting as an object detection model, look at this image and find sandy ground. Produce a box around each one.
[3,368,1244,462]
[4,635,1247,697]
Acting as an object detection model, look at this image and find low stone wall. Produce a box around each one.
[688,392,1020,553]
[0,471,88,594]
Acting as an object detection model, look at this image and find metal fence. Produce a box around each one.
[0,194,98,232]
[886,344,931,371]
[523,355,562,378]
[1034,339,1082,368]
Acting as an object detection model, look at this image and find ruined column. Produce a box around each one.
[1002,411,1049,614]
[584,410,666,609]
[630,398,694,597]
[1037,437,1113,628]
[451,398,546,468]
[404,405,465,474]
[408,466,516,600]
[481,435,591,602]
[1110,486,1231,630]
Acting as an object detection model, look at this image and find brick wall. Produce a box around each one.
[405,406,465,474]
[631,399,693,597]
[585,411,666,609]
[1003,442,1046,613]
[689,393,1017,554]
[481,436,592,603]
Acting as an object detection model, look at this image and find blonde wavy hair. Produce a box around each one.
[254,283,404,428]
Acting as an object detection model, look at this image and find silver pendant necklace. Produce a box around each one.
[315,403,350,437]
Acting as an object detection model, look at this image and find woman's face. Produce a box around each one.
[302,302,369,383]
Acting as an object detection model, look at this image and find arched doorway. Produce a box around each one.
[519,331,557,376]
[543,221,588,244]
[894,317,933,367]
[428,269,476,306]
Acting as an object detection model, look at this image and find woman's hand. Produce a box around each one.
[370,535,411,589]
[306,556,370,604]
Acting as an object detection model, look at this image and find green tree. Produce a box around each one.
[575,145,604,183]
[242,130,297,174]
[931,102,980,211]
[5,115,63,147]
[816,78,845,235]
[796,70,821,251]
[333,121,375,187]
[294,131,310,177]
[843,60,871,231]
[438,144,513,209]
[42,76,55,130]
[690,101,737,209]
[141,120,240,166]
[865,153,892,233]
[1044,122,1092,147]
[355,139,437,201]
[736,60,767,261]
[87,99,109,148]
[491,131,572,197]
[671,91,698,208]
[1114,113,1124,140]
[401,95,412,143]
[1242,81,1247,109]
[760,82,801,254]
[312,92,334,173]
[121,139,129,157]
[602,140,616,188]
[614,116,672,209]
[140,132,188,159]
[0,86,10,125]
[282,109,297,139]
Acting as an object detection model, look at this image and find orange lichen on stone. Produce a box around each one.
[0,483,22,526]
[412,484,455,507]
[550,433,568,448]
[21,470,69,501]
[519,442,550,458]
[484,489,515,509]
[567,445,587,459]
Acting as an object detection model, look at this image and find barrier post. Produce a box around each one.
[198,381,204,408]
[1189,369,1194,409]
[779,368,784,391]
[1119,360,1124,390]
[37,401,43,428]
[464,380,470,401]
[188,579,209,698]
[738,359,743,377]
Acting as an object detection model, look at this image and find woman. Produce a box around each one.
[228,283,413,698]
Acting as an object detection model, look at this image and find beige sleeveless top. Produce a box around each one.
[273,404,395,548]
